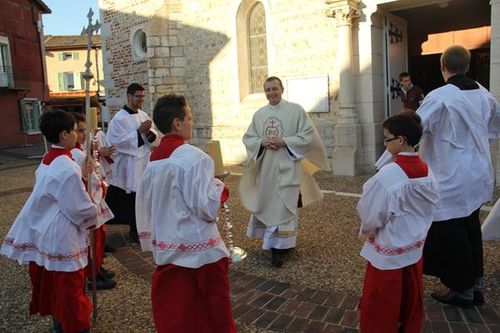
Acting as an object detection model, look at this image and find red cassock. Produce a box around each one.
[151,258,237,333]
[29,263,91,333]
[85,225,106,277]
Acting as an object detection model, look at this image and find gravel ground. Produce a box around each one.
[0,164,499,332]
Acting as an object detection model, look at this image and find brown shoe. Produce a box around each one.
[271,248,283,268]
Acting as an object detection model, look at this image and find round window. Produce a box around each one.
[132,29,147,60]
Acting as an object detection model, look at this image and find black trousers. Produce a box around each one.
[105,185,138,235]
[423,208,483,292]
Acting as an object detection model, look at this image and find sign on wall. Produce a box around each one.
[285,74,329,113]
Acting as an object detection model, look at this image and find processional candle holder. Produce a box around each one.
[208,141,247,263]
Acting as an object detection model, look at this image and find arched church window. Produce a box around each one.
[248,2,268,93]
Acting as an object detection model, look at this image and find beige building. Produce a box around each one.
[99,0,499,179]
[44,35,103,112]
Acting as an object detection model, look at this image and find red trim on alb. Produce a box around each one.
[366,235,425,256]
[3,238,88,261]
[149,236,223,252]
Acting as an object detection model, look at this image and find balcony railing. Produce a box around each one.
[0,65,14,88]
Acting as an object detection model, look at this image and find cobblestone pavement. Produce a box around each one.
[1,145,499,333]
[107,225,500,333]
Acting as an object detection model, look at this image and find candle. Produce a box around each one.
[88,107,98,131]
[208,140,225,177]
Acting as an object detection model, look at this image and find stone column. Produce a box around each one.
[326,0,362,176]
[490,0,500,183]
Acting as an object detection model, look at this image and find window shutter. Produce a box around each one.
[74,72,81,90]
[58,72,64,91]
[73,52,79,60]
[57,53,63,61]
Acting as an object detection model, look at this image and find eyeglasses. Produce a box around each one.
[384,136,399,143]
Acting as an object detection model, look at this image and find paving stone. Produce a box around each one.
[444,305,464,322]
[325,307,346,324]
[253,310,279,329]
[256,279,280,292]
[287,317,310,333]
[303,320,326,332]
[324,291,346,307]
[323,324,344,333]
[264,296,287,311]
[426,303,446,321]
[488,324,500,333]
[236,289,262,304]
[268,313,293,332]
[309,305,329,321]
[232,303,253,318]
[340,295,359,310]
[431,320,452,333]
[310,290,331,304]
[462,307,485,324]
[268,282,291,295]
[468,323,491,333]
[340,309,359,328]
[245,276,267,289]
[239,307,265,325]
[230,286,247,296]
[293,301,316,318]
[340,328,359,333]
[250,293,274,308]
[450,322,472,333]
[282,285,305,299]
[296,287,317,302]
[479,307,500,324]
[277,299,302,315]
[421,320,432,333]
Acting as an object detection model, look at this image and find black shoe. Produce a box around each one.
[431,291,473,308]
[100,266,116,279]
[473,291,484,306]
[271,248,283,268]
[104,243,116,253]
[87,274,117,290]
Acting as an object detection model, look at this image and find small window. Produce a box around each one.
[19,98,42,133]
[132,28,147,60]
[58,52,79,61]
[63,52,73,60]
[0,38,13,87]
[58,72,79,91]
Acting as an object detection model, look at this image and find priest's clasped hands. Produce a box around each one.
[262,137,286,150]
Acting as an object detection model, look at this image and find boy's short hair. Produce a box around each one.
[126,83,145,96]
[153,94,188,134]
[382,110,423,147]
[441,45,470,74]
[71,111,85,124]
[40,109,76,144]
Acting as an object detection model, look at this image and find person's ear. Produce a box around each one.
[172,118,181,131]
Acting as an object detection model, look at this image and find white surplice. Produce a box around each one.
[0,153,98,272]
[95,130,113,182]
[136,144,229,268]
[106,108,152,193]
[417,83,500,221]
[482,198,500,241]
[70,148,114,228]
[357,160,439,270]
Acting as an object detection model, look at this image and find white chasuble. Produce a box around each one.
[239,100,330,234]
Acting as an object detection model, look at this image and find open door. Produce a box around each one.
[384,13,407,116]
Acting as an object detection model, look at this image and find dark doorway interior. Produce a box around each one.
[391,0,491,94]
[410,48,490,94]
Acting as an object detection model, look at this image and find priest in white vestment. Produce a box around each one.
[239,76,330,268]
